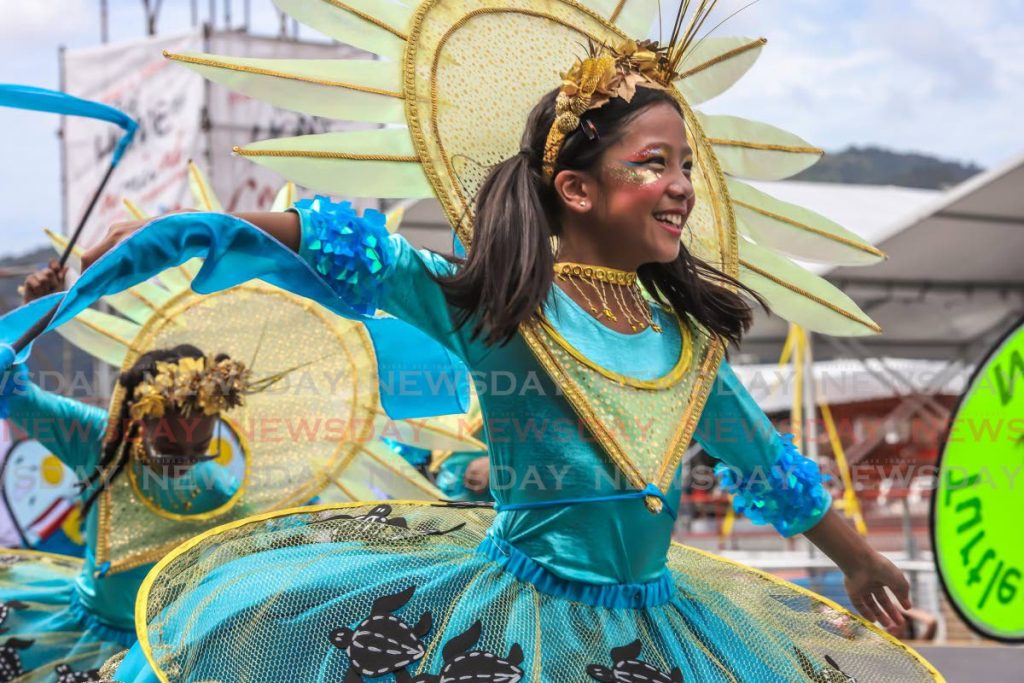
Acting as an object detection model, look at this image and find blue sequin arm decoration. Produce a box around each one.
[714,433,832,537]
[296,196,395,316]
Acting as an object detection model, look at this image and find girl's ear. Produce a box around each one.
[553,169,595,214]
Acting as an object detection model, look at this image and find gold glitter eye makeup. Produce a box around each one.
[607,164,663,186]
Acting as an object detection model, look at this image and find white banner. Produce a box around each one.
[204,33,375,212]
[63,32,204,248]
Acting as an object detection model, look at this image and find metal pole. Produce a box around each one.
[209,0,216,31]
[58,45,68,236]
[224,0,231,29]
[243,0,251,32]
[100,0,109,43]
[191,0,199,27]
[202,23,214,196]
[902,497,918,560]
[803,331,819,460]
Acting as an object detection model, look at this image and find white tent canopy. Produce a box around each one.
[783,154,1023,363]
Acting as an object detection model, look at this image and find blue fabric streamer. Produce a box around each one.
[0,213,467,419]
[0,84,137,164]
[714,433,832,537]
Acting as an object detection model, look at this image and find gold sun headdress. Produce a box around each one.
[163,0,885,339]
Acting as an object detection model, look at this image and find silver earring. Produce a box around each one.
[579,201,587,207]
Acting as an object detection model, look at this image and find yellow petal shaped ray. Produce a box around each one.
[385,206,405,233]
[347,441,444,500]
[101,282,175,326]
[610,0,660,37]
[55,310,139,367]
[585,0,624,20]
[738,239,880,336]
[273,0,409,60]
[697,112,823,180]
[165,52,404,125]
[373,411,487,453]
[122,198,148,220]
[727,179,885,266]
[154,262,200,294]
[270,181,298,213]
[188,161,224,212]
[675,36,766,105]
[235,129,433,199]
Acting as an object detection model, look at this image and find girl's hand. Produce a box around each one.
[842,550,912,628]
[21,259,68,303]
[81,218,146,270]
[803,509,912,628]
[463,456,491,493]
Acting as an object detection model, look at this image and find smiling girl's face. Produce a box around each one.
[585,102,696,267]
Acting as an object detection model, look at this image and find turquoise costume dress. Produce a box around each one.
[107,202,939,683]
[0,365,139,681]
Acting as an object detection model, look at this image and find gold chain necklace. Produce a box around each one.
[553,261,662,333]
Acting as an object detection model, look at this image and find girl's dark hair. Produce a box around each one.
[79,344,210,516]
[439,86,764,346]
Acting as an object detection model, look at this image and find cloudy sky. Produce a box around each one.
[0,0,1021,256]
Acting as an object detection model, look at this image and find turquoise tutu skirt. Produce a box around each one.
[113,502,940,683]
[0,551,133,682]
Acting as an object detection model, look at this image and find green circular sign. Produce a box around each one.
[934,317,1024,641]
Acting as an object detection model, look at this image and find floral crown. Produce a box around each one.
[541,39,676,179]
[541,1,725,179]
[129,356,252,421]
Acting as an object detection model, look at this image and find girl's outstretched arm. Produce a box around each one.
[81,211,300,268]
[81,204,489,365]
[695,360,912,628]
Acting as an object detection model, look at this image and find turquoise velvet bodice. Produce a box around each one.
[296,207,831,587]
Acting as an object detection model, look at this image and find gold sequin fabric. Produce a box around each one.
[523,313,719,499]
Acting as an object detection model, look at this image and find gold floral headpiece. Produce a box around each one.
[541,39,674,179]
[541,0,724,179]
[130,356,252,421]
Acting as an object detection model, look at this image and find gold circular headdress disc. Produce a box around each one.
[97,283,379,572]
[402,0,737,278]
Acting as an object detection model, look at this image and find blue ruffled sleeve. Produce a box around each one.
[291,196,490,365]
[292,197,394,317]
[693,360,831,537]
[1,363,107,473]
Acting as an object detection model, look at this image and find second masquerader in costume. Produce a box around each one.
[0,169,457,680]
